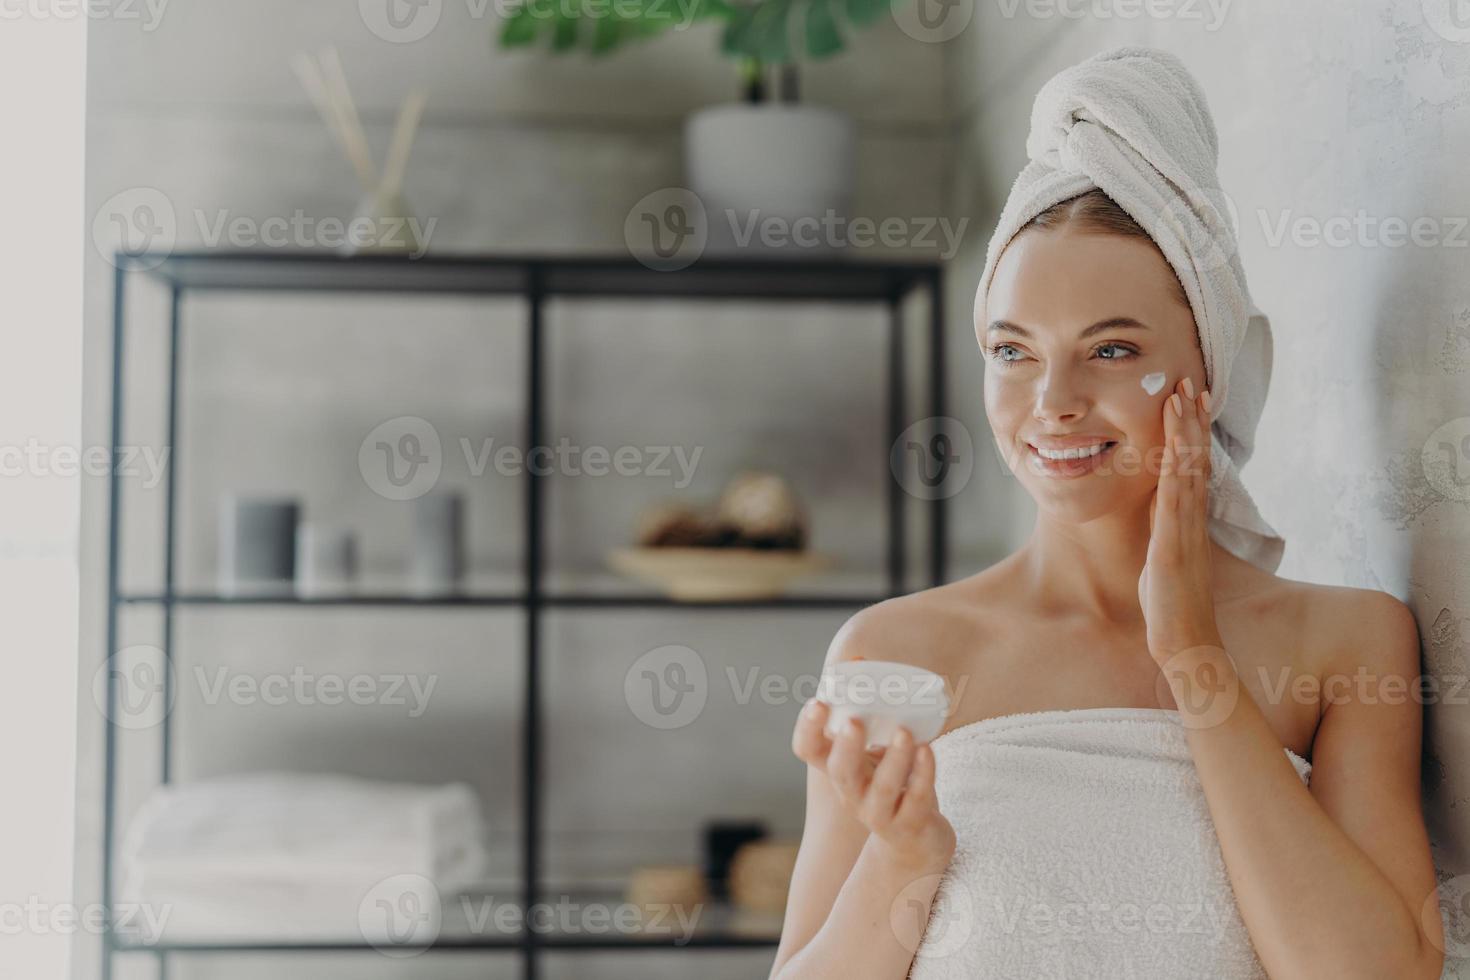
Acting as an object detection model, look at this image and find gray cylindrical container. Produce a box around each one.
[411,490,464,593]
[295,523,358,596]
[219,496,299,593]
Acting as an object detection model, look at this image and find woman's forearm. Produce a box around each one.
[773,836,948,980]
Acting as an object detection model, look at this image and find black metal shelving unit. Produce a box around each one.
[101,250,948,980]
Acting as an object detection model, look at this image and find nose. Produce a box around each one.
[1032,362,1090,425]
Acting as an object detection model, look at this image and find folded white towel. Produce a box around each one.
[973,46,1285,572]
[116,871,453,944]
[907,708,1309,980]
[121,771,488,881]
[118,771,490,941]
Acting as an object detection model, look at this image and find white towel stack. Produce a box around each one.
[118,771,490,943]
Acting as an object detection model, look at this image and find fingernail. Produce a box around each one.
[1201,389,1212,413]
[846,719,860,736]
[1170,393,1182,417]
[1182,377,1195,399]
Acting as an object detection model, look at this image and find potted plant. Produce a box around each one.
[499,0,897,254]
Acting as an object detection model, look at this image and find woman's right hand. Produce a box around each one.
[791,698,956,874]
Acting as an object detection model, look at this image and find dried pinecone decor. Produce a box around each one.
[633,470,806,551]
[633,500,738,548]
[715,470,806,550]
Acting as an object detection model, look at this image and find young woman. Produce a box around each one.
[769,50,1445,980]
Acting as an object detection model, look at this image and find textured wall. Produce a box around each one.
[946,4,1470,975]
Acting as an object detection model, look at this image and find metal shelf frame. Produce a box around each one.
[101,250,948,980]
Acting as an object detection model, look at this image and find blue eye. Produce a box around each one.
[985,343,1024,364]
[1095,342,1139,360]
[985,342,1139,365]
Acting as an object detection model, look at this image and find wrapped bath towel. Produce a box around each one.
[907,708,1310,980]
[974,46,1286,572]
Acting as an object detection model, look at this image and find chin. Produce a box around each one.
[1020,474,1142,522]
[1029,493,1125,526]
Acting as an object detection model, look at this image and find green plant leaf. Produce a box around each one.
[496,0,882,61]
[719,3,759,58]
[745,0,792,62]
[628,11,672,37]
[590,11,625,51]
[551,14,580,50]
[498,5,541,46]
[844,0,889,26]
[696,0,739,18]
[804,0,842,57]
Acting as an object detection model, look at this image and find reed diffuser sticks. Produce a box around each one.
[291,45,428,254]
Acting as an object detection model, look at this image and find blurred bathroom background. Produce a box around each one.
[74,2,1470,978]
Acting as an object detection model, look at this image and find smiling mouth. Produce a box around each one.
[1026,440,1118,475]
[1030,440,1115,460]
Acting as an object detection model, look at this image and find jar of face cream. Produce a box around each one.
[815,660,952,751]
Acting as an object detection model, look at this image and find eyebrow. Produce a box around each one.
[985,316,1152,339]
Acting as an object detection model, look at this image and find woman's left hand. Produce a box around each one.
[1139,377,1222,664]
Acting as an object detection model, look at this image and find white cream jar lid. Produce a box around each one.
[815,659,951,750]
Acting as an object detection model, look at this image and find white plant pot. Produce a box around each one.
[684,104,856,258]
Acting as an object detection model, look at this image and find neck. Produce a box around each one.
[1017,497,1164,625]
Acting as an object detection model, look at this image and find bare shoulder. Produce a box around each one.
[1239,571,1423,686]
[821,566,1011,676]
[1295,580,1423,682]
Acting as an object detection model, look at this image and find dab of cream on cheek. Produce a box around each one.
[1140,371,1167,395]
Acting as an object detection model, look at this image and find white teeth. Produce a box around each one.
[1034,442,1111,460]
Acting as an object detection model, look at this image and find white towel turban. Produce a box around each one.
[974,45,1285,572]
